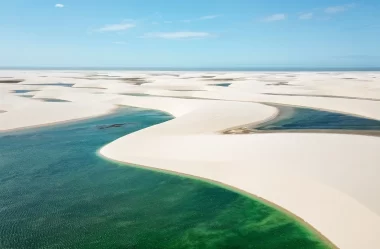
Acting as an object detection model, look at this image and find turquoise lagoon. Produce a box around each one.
[0,108,332,249]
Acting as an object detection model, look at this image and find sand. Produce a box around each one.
[1,70,380,248]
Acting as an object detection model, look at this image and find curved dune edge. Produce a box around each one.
[220,103,380,137]
[0,106,120,133]
[0,93,116,132]
[97,151,337,248]
[100,101,380,249]
[2,71,380,248]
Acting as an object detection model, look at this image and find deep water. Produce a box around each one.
[0,108,332,249]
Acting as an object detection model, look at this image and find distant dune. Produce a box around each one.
[1,70,380,248]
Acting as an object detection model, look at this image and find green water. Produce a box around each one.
[0,108,332,249]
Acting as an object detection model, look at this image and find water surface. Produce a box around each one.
[35,98,71,102]
[257,105,380,132]
[0,108,332,249]
[11,90,38,94]
[224,104,380,135]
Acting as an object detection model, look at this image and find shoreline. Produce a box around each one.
[2,70,380,248]
[99,101,380,249]
[3,100,334,244]
[0,106,118,134]
[222,103,380,137]
[97,150,337,249]
[0,105,176,135]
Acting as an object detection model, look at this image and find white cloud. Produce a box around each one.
[199,15,219,20]
[97,23,135,32]
[262,14,287,22]
[325,4,355,14]
[112,41,127,45]
[55,3,64,8]
[180,15,219,23]
[299,12,313,20]
[142,32,211,39]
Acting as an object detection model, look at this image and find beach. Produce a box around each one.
[1,70,380,248]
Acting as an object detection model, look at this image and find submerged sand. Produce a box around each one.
[1,70,380,249]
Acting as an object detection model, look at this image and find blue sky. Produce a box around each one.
[1,0,380,68]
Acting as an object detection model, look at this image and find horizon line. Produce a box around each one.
[1,66,380,72]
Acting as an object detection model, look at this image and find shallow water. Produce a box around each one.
[11,90,38,94]
[36,98,71,102]
[0,108,332,249]
[211,83,231,87]
[120,93,152,97]
[257,105,380,131]
[18,94,34,98]
[264,93,380,102]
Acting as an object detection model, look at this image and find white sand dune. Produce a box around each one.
[1,70,380,248]
[0,95,115,131]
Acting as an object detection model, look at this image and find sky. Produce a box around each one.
[1,0,380,68]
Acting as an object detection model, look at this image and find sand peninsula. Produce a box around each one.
[1,70,380,248]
